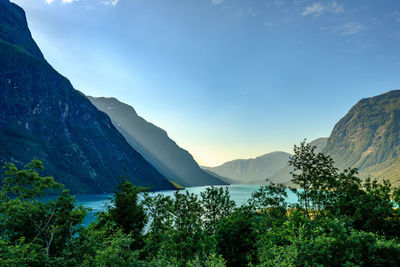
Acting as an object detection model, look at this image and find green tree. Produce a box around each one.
[97,178,148,250]
[0,159,87,265]
[200,186,236,235]
[215,207,258,267]
[288,140,338,218]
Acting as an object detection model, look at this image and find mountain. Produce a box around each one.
[203,152,291,184]
[202,168,239,184]
[88,96,228,187]
[323,90,400,185]
[269,137,328,184]
[0,0,174,193]
[205,138,328,185]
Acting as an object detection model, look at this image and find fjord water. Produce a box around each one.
[76,184,298,225]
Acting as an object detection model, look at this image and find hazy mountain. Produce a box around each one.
[0,0,174,193]
[203,152,291,184]
[269,137,328,184]
[88,96,228,187]
[205,138,328,185]
[323,90,400,185]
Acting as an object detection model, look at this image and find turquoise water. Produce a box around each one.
[74,184,298,225]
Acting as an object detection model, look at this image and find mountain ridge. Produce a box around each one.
[88,96,228,187]
[0,0,174,193]
[205,138,329,185]
[323,90,400,185]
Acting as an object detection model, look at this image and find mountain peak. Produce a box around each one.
[0,0,44,60]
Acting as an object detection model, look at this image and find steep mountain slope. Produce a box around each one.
[269,137,328,184]
[88,96,228,187]
[202,168,239,184]
[323,90,400,185]
[0,0,174,193]
[203,152,291,184]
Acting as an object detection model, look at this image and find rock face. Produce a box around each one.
[323,90,400,185]
[88,96,228,187]
[0,0,174,193]
[203,152,291,184]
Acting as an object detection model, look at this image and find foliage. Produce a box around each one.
[102,178,148,250]
[215,207,258,267]
[0,160,87,265]
[1,147,400,266]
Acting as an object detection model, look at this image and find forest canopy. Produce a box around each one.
[1,142,400,266]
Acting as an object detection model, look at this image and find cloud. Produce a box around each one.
[211,0,224,4]
[101,0,119,6]
[45,0,119,6]
[338,22,365,36]
[302,3,324,16]
[45,0,79,4]
[301,1,344,17]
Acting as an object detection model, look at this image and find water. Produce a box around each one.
[74,184,298,225]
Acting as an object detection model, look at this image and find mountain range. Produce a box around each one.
[88,96,227,187]
[204,138,328,185]
[1,0,399,192]
[0,0,174,193]
[206,90,400,186]
[202,152,290,184]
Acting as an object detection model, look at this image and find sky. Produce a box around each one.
[11,0,400,166]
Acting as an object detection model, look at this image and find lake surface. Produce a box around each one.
[75,184,298,225]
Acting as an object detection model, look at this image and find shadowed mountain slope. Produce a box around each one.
[88,96,228,187]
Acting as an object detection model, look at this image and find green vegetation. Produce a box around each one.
[1,142,400,266]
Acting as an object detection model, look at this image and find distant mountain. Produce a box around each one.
[0,0,174,193]
[88,96,228,187]
[323,90,400,185]
[269,137,328,184]
[203,152,291,184]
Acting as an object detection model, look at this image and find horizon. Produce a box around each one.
[11,0,400,166]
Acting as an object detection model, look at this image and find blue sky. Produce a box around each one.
[12,0,400,166]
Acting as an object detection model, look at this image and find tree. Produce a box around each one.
[98,178,148,250]
[200,186,236,235]
[289,140,338,218]
[215,207,258,267]
[0,159,87,264]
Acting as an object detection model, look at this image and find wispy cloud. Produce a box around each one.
[212,0,224,5]
[101,0,119,6]
[338,22,365,36]
[301,1,344,17]
[45,0,119,6]
[302,3,324,16]
[46,0,80,3]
